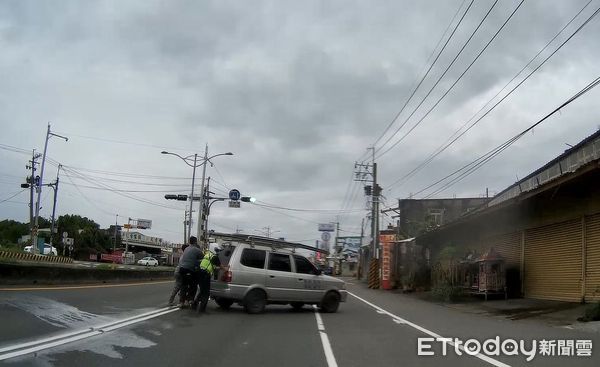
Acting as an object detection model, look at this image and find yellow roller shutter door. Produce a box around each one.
[585,214,600,301]
[525,219,582,302]
[485,232,521,268]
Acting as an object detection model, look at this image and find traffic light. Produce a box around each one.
[364,185,372,196]
[21,183,30,188]
[177,195,188,201]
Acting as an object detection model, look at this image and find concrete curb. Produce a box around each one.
[0,251,73,264]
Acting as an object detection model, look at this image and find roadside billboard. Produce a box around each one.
[318,223,335,232]
[337,236,362,251]
[136,219,152,229]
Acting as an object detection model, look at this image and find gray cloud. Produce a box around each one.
[1,0,599,245]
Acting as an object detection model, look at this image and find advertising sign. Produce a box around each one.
[338,236,362,251]
[136,219,152,229]
[318,223,335,232]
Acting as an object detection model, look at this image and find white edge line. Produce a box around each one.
[0,328,93,354]
[0,306,176,354]
[0,307,179,361]
[348,292,511,367]
[313,305,338,367]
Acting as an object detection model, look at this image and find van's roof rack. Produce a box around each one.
[210,232,328,254]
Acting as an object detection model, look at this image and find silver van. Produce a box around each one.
[210,239,347,314]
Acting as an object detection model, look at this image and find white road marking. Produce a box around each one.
[313,305,338,367]
[0,306,179,361]
[348,292,511,367]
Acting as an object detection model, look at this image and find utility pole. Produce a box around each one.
[354,147,381,288]
[48,164,61,247]
[183,208,189,244]
[25,150,40,238]
[202,177,211,244]
[113,214,119,252]
[33,123,67,253]
[197,144,209,245]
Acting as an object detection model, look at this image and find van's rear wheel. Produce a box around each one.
[319,291,340,313]
[215,297,234,310]
[244,289,266,314]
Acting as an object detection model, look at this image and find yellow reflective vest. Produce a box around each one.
[199,250,216,275]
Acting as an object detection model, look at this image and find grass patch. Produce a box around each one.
[95,263,118,270]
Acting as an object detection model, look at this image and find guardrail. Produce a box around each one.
[0,251,73,264]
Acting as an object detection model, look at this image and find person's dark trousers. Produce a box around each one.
[168,271,182,304]
[195,269,211,312]
[179,267,198,304]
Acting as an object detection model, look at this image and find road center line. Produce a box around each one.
[313,305,338,367]
[0,280,172,292]
[0,306,179,361]
[348,292,511,367]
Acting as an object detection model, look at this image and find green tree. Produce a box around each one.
[55,214,108,259]
[0,220,29,247]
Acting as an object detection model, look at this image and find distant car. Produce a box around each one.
[137,257,158,266]
[24,244,57,256]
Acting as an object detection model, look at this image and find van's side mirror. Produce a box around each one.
[315,269,322,276]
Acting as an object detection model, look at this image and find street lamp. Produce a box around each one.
[161,149,233,245]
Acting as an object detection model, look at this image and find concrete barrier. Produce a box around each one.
[0,262,173,286]
[0,251,74,264]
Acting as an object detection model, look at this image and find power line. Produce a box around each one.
[53,131,199,153]
[60,165,191,180]
[377,0,526,160]
[386,1,599,192]
[0,143,31,155]
[0,189,27,204]
[416,74,600,198]
[370,0,474,150]
[252,201,364,213]
[59,181,191,193]
[61,167,182,210]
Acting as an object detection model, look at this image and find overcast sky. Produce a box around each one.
[1,0,599,247]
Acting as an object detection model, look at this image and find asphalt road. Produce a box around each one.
[0,279,598,367]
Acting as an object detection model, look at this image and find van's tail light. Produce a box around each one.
[221,268,232,283]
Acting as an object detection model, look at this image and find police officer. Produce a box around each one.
[194,244,221,313]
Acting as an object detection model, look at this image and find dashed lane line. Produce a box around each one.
[348,292,511,367]
[313,305,339,367]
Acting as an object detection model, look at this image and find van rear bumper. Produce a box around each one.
[210,282,248,301]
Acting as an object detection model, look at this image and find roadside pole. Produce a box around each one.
[113,214,118,252]
[32,124,67,254]
[196,144,209,245]
[49,165,61,247]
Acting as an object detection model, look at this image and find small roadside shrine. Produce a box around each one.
[476,247,507,300]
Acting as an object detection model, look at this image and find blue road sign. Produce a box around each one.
[229,189,241,201]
